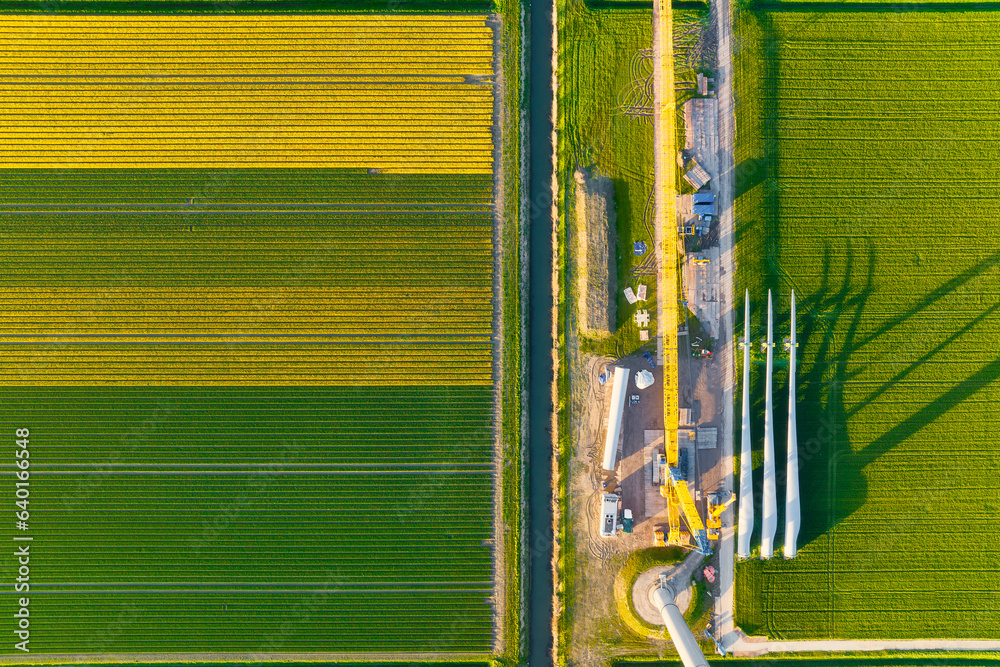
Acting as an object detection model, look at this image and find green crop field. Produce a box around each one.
[0,386,494,652]
[0,6,524,660]
[618,657,1000,667]
[734,9,1000,640]
[558,2,709,360]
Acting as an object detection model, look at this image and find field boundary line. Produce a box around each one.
[0,652,493,665]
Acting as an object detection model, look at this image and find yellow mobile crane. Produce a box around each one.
[651,453,711,553]
[706,492,736,541]
[652,0,710,556]
[652,482,686,548]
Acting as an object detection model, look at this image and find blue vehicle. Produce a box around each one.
[642,351,656,369]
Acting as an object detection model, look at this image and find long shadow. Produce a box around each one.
[733,0,1000,642]
[742,259,859,557]
[735,156,771,201]
[790,241,873,551]
[845,299,1000,420]
[736,8,873,556]
[852,352,1000,472]
[739,6,783,555]
[842,249,1000,357]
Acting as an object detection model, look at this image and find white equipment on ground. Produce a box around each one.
[785,289,800,558]
[635,369,655,390]
[761,290,777,559]
[650,575,710,667]
[737,290,754,559]
[599,493,620,538]
[602,366,630,471]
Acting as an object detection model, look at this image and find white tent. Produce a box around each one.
[635,369,654,390]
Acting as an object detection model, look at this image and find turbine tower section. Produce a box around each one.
[737,290,754,559]
[760,290,777,559]
[784,290,801,559]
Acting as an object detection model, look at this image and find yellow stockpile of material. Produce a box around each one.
[0,16,495,173]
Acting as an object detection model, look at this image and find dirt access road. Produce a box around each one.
[710,0,738,650]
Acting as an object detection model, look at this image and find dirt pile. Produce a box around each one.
[575,168,616,336]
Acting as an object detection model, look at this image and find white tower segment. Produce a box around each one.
[761,290,777,559]
[651,579,710,667]
[784,290,801,558]
[737,290,754,559]
[602,366,630,471]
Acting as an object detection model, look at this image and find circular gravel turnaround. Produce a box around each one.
[631,563,691,626]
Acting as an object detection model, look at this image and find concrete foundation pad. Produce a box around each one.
[631,563,692,625]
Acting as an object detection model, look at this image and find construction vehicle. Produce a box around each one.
[706,492,736,541]
[657,461,710,554]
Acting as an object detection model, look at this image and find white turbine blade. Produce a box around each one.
[737,290,754,559]
[761,290,777,559]
[785,290,801,558]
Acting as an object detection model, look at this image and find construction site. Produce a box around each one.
[562,0,740,662]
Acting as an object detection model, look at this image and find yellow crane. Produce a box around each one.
[653,484,682,548]
[652,458,710,553]
[706,492,736,541]
[651,0,711,555]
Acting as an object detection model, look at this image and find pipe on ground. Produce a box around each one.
[761,290,777,559]
[737,290,754,559]
[784,289,800,558]
[652,583,710,667]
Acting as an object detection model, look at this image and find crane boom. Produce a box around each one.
[654,0,710,556]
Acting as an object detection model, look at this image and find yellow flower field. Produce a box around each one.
[0,15,495,173]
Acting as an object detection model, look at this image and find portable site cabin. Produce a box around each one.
[600,493,620,538]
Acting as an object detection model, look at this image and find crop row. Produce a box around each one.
[0,167,497,384]
[735,10,1000,641]
[0,385,494,460]
[0,15,495,172]
[0,164,496,175]
[13,592,494,653]
[0,379,496,653]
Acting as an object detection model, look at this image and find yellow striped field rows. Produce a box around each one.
[0,170,497,385]
[0,15,496,173]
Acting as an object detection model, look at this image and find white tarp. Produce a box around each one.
[623,287,637,304]
[635,369,654,390]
